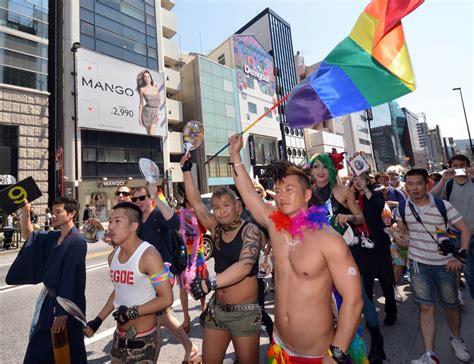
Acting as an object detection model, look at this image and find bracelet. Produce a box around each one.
[127,306,140,320]
[328,344,349,363]
[206,276,218,291]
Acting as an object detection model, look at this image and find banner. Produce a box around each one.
[77,49,166,137]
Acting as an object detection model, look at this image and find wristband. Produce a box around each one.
[127,306,140,320]
[181,157,193,172]
[328,344,349,363]
[206,276,218,291]
[86,316,103,333]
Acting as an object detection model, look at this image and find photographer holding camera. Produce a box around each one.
[392,169,471,364]
[432,154,474,301]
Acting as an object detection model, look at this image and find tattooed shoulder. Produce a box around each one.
[239,224,261,265]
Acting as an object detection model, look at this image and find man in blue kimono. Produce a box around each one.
[6,196,87,364]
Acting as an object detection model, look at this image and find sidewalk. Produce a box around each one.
[369,282,474,363]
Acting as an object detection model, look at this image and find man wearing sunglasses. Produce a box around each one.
[115,186,132,203]
[131,185,201,362]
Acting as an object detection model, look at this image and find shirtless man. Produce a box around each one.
[84,202,173,363]
[228,134,363,363]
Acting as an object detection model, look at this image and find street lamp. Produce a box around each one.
[452,87,473,156]
[71,42,81,200]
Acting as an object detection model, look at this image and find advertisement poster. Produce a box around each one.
[77,49,166,136]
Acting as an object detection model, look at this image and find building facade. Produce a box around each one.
[428,125,446,169]
[59,0,182,219]
[0,0,50,222]
[179,55,241,193]
[341,111,376,171]
[208,35,281,184]
[236,8,306,165]
[370,103,404,171]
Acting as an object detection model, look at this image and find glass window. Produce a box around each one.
[214,102,225,116]
[80,7,95,23]
[80,20,94,37]
[145,14,154,25]
[211,62,223,77]
[122,14,145,32]
[225,104,235,118]
[224,92,233,104]
[95,14,121,34]
[222,68,232,80]
[200,59,212,73]
[95,39,123,59]
[208,156,231,178]
[200,72,213,87]
[247,77,255,89]
[0,65,47,91]
[264,107,272,118]
[0,49,47,74]
[0,33,48,58]
[248,102,257,114]
[145,3,155,15]
[80,34,95,49]
[123,49,147,66]
[223,79,233,93]
[146,25,156,35]
[147,58,157,70]
[121,2,144,21]
[254,135,277,164]
[81,0,95,11]
[212,75,223,90]
[0,9,48,38]
[217,54,225,65]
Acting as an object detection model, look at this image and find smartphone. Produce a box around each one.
[454,168,467,176]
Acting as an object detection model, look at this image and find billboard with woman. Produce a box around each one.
[77,49,166,136]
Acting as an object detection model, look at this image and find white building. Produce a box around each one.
[208,35,282,181]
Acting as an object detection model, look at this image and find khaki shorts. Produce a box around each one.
[202,298,261,337]
[110,327,157,363]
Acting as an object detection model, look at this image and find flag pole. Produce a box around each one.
[204,94,290,165]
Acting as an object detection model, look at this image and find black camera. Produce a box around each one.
[438,239,467,264]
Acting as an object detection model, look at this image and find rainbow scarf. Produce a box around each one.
[286,0,424,128]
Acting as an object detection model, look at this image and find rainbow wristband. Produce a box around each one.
[150,262,174,286]
[157,190,169,206]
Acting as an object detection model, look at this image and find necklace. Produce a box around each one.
[269,205,329,249]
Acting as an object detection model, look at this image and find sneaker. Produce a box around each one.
[450,337,471,362]
[394,285,403,302]
[410,351,439,364]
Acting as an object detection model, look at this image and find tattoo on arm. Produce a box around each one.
[239,224,261,266]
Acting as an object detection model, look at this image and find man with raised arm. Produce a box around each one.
[228,134,363,364]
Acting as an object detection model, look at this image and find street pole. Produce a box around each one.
[452,87,473,156]
[71,42,81,201]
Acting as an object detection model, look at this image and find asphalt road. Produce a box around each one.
[1,241,473,363]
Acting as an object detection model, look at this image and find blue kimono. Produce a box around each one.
[6,227,87,364]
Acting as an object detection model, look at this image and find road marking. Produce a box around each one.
[85,298,182,346]
[0,249,111,269]
[0,262,109,293]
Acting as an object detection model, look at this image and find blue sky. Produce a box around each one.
[174,0,473,140]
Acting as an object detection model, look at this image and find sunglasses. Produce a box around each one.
[115,191,131,197]
[131,195,148,202]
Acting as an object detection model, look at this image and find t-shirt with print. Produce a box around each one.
[396,194,462,266]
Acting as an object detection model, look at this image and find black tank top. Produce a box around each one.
[213,221,259,277]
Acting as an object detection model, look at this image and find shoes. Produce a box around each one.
[450,336,471,362]
[383,313,397,326]
[394,286,403,302]
[410,351,439,364]
[367,325,386,363]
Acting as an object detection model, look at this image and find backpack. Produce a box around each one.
[398,195,447,228]
[151,215,187,275]
[170,230,188,275]
[446,178,474,201]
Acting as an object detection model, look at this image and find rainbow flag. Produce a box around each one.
[286,0,424,128]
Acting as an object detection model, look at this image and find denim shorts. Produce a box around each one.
[409,260,459,308]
